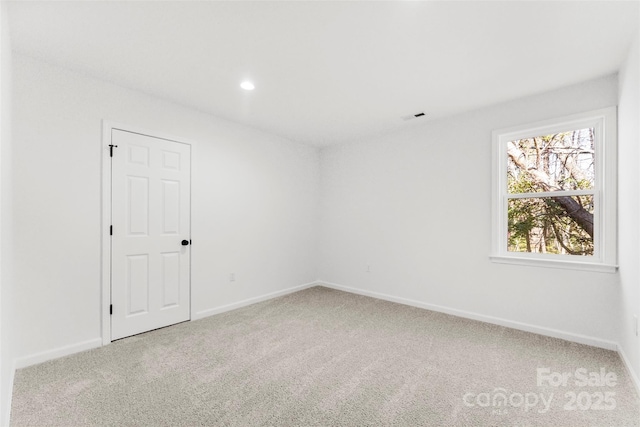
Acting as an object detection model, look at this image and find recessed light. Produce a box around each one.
[240,81,255,91]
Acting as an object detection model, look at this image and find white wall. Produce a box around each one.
[617,32,640,388]
[11,54,319,365]
[0,1,15,424]
[319,75,620,347]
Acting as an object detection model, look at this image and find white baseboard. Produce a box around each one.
[617,344,640,398]
[4,279,638,419]
[13,282,321,371]
[14,338,103,370]
[2,359,16,427]
[193,281,320,321]
[318,280,618,351]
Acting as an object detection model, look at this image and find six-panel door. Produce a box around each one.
[111,129,191,340]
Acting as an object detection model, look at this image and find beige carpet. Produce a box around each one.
[10,286,640,426]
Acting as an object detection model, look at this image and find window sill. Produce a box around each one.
[490,255,618,273]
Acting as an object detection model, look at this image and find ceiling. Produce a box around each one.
[7,1,640,147]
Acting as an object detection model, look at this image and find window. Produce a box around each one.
[491,107,617,272]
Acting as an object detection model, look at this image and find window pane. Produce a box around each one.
[507,128,595,194]
[507,195,594,255]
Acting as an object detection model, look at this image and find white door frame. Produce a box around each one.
[101,120,196,345]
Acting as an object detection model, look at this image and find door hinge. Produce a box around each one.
[109,144,118,157]
[110,304,113,315]
[110,225,113,236]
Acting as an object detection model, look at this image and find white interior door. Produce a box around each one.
[110,129,191,340]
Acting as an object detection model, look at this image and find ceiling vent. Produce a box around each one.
[401,112,426,121]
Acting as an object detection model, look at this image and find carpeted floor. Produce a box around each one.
[10,286,640,426]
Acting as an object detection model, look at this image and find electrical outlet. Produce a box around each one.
[366,264,371,273]
[230,273,235,282]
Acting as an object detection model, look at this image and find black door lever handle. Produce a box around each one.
[181,240,190,246]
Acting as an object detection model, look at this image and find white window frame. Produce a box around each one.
[490,107,617,273]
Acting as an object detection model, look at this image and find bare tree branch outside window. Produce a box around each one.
[506,128,595,256]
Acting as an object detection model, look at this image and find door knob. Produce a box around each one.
[181,240,190,246]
